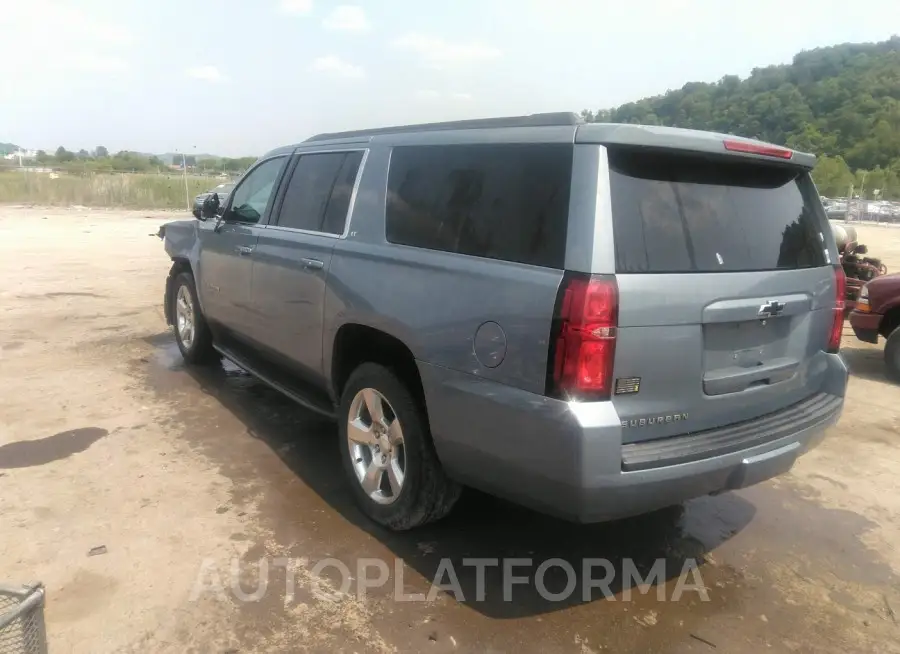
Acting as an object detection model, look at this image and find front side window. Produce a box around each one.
[385,144,572,268]
[228,157,286,223]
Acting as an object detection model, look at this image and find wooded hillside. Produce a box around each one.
[582,37,900,199]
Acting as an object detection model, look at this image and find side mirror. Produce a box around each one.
[200,193,220,220]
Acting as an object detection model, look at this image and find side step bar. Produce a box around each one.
[213,344,336,419]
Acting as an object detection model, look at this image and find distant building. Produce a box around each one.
[3,149,38,160]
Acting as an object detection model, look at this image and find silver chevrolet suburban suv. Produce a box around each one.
[160,112,848,530]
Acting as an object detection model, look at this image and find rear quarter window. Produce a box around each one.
[608,148,828,273]
[385,143,573,268]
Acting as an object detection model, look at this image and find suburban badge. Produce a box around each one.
[621,413,689,428]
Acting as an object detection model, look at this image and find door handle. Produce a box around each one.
[236,245,254,256]
[301,258,324,270]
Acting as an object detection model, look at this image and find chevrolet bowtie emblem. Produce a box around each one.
[757,300,785,318]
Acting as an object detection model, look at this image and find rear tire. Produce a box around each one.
[885,327,900,383]
[171,271,219,365]
[338,363,461,530]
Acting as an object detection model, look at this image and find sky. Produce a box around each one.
[1,0,898,157]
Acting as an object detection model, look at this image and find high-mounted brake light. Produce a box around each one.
[827,266,846,353]
[723,139,793,160]
[548,275,618,400]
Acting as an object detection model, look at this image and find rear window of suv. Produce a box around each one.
[385,143,572,269]
[608,148,828,273]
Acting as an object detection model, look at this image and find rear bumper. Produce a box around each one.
[849,310,882,344]
[419,353,847,523]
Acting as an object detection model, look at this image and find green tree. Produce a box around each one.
[811,155,854,197]
[55,146,75,162]
[95,146,109,158]
[35,150,50,164]
[106,150,158,172]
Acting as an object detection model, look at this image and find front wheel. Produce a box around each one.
[171,271,219,365]
[338,363,461,530]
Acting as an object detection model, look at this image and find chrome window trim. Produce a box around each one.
[265,224,341,239]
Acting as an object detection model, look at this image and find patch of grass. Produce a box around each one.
[0,171,225,209]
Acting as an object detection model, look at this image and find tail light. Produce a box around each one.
[548,274,618,400]
[828,266,846,353]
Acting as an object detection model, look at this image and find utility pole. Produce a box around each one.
[180,151,190,211]
[858,171,868,221]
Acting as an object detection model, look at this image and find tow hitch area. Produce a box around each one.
[727,442,800,490]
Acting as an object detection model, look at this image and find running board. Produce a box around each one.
[212,344,337,419]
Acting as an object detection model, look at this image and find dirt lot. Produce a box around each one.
[1,207,900,653]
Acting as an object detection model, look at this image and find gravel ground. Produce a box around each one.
[1,207,899,653]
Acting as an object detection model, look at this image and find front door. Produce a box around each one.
[197,221,259,336]
[196,155,288,340]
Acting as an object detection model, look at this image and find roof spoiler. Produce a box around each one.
[576,123,817,170]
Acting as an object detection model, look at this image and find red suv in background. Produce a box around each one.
[849,273,900,381]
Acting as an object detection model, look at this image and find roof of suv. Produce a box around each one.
[265,112,817,169]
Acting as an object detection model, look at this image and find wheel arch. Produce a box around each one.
[164,258,194,326]
[330,322,426,410]
[878,303,900,340]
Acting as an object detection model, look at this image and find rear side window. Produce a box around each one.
[276,151,364,234]
[385,144,572,268]
[322,151,364,235]
[608,148,828,273]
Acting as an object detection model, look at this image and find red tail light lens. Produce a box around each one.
[723,139,793,160]
[550,275,618,400]
[828,266,846,353]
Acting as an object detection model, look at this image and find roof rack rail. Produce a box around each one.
[304,112,583,142]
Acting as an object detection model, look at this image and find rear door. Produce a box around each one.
[606,147,838,443]
[250,149,365,385]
